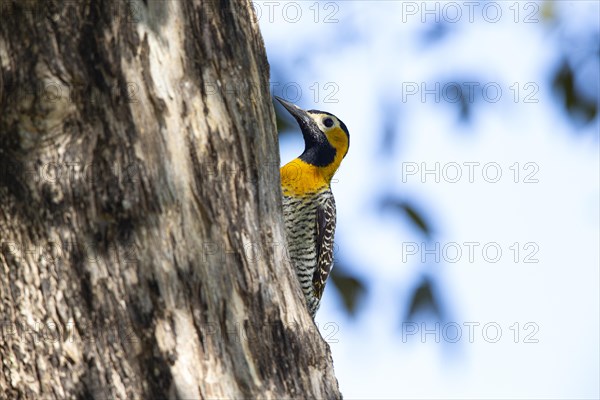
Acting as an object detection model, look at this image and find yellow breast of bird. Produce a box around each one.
[280,158,329,197]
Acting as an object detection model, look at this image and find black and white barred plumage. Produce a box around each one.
[283,189,336,317]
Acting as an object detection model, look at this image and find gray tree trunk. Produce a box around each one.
[0,1,341,398]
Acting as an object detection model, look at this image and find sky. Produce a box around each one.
[258,1,599,398]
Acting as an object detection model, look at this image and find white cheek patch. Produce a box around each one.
[313,114,338,132]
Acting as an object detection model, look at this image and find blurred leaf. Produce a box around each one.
[405,276,443,321]
[420,22,451,46]
[330,267,366,316]
[552,60,598,125]
[457,88,471,122]
[380,198,432,238]
[440,81,473,123]
[403,204,429,236]
[540,0,555,22]
[379,102,399,157]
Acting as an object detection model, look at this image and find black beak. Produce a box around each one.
[275,96,311,125]
[275,96,320,143]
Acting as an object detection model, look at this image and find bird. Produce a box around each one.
[275,96,350,318]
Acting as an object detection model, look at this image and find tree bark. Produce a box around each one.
[0,1,341,398]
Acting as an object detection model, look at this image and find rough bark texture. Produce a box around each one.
[0,1,341,398]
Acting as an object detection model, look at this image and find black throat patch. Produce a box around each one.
[299,142,336,167]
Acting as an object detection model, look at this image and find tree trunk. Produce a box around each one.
[0,1,341,398]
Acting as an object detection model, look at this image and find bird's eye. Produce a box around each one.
[323,118,334,128]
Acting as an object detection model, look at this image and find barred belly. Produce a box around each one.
[282,189,334,316]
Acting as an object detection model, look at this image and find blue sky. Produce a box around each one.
[258,1,599,398]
